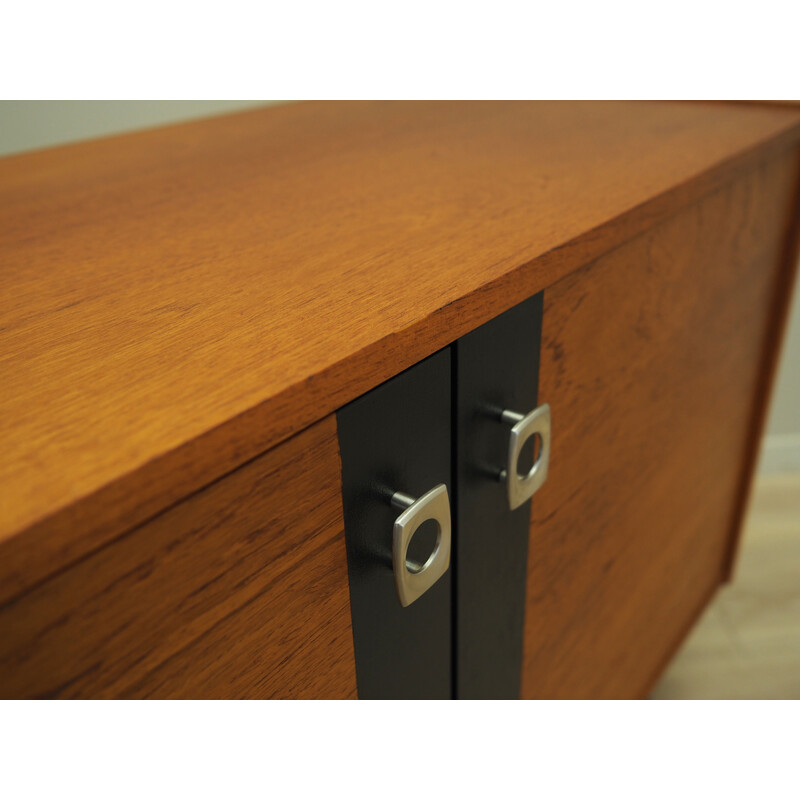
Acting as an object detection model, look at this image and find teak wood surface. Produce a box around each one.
[521,149,800,699]
[0,416,357,698]
[3,101,800,602]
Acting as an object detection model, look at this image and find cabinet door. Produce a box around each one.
[0,417,356,698]
[337,350,452,699]
[522,153,799,698]
[454,293,544,698]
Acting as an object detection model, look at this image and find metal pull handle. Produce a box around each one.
[389,484,451,607]
[498,402,551,510]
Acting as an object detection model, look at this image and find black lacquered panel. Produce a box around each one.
[337,350,452,699]
[454,292,543,699]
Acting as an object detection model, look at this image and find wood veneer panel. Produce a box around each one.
[721,157,800,582]
[0,415,356,699]
[520,149,800,699]
[3,102,800,603]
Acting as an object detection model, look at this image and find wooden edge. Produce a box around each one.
[4,122,800,607]
[721,148,800,583]
[721,101,800,110]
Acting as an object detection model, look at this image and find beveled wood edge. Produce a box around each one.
[721,149,800,583]
[3,124,800,607]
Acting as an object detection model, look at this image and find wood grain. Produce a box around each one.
[721,151,800,582]
[520,148,800,699]
[3,102,800,603]
[0,415,357,699]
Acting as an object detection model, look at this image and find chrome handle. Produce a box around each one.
[498,402,551,510]
[389,484,451,607]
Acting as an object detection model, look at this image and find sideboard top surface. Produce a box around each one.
[2,100,800,600]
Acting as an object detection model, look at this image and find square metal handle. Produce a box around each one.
[499,403,551,510]
[389,484,451,607]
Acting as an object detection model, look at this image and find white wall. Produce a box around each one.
[0,101,277,157]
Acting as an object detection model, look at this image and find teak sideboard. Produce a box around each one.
[1,101,799,699]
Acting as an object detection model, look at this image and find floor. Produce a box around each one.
[651,471,800,699]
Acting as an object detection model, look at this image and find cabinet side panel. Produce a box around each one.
[0,416,357,699]
[521,150,800,699]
